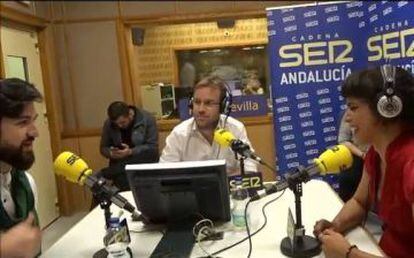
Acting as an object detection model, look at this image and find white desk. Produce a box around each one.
[42,180,383,257]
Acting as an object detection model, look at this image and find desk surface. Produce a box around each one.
[42,180,383,257]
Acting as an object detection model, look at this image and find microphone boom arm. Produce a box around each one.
[85,175,137,216]
[230,139,277,173]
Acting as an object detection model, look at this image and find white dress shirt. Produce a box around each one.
[160,115,258,175]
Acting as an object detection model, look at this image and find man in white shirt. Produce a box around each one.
[0,78,42,258]
[160,76,258,175]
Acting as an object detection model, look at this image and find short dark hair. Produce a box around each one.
[341,66,414,123]
[193,75,227,101]
[0,78,42,120]
[107,101,129,121]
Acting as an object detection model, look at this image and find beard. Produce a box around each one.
[0,141,35,170]
[194,114,220,131]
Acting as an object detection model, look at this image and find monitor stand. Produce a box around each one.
[150,222,195,258]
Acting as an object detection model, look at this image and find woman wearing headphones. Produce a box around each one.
[314,65,414,258]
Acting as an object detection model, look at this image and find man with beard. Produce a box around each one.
[160,75,258,175]
[0,78,42,258]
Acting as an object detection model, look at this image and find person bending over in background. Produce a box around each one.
[314,66,414,258]
[160,75,258,175]
[0,78,42,258]
[99,101,159,191]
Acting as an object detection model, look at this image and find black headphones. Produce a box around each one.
[192,218,219,242]
[376,63,403,119]
[188,77,233,115]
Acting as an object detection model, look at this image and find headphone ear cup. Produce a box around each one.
[377,64,402,119]
[220,90,232,114]
[188,98,193,115]
[188,98,193,109]
[193,219,214,240]
[376,94,403,118]
[221,98,229,114]
[220,98,225,113]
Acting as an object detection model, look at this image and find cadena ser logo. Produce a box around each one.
[278,40,353,67]
[367,27,414,61]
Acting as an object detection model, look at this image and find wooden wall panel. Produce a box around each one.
[119,2,176,18]
[33,1,52,21]
[52,24,78,131]
[0,1,36,16]
[59,138,87,214]
[175,1,235,15]
[231,1,265,11]
[50,1,64,21]
[246,123,276,182]
[78,136,108,172]
[64,21,124,129]
[261,1,311,8]
[40,26,64,137]
[157,130,170,154]
[61,1,118,20]
[58,136,108,214]
[38,26,64,159]
[231,1,308,11]
[78,136,108,210]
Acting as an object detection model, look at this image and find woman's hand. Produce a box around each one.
[313,219,335,237]
[318,229,352,258]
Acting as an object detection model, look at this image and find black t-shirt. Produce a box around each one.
[119,107,136,148]
[120,124,134,148]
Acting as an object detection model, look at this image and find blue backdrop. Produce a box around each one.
[267,1,414,180]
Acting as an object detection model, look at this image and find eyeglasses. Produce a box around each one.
[193,99,220,109]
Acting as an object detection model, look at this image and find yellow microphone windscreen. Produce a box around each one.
[53,151,92,185]
[213,129,236,147]
[313,144,353,175]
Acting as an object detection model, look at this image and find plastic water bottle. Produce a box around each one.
[231,176,250,230]
[104,217,130,258]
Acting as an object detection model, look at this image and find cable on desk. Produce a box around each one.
[211,189,286,256]
[245,190,285,258]
[245,199,253,258]
[129,228,166,235]
[196,228,216,258]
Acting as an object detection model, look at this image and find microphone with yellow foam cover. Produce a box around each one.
[54,151,93,185]
[54,151,139,217]
[213,128,262,163]
[213,128,235,147]
[313,144,353,175]
[251,144,353,201]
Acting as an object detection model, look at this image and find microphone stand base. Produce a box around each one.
[280,235,321,258]
[93,247,133,258]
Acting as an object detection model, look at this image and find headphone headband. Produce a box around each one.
[221,80,232,115]
[381,64,396,94]
[377,63,403,118]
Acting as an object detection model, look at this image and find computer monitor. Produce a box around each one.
[125,159,231,224]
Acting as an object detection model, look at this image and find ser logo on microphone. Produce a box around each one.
[330,145,340,152]
[66,154,80,166]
